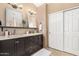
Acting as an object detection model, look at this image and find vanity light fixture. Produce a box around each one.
[28,9,36,15]
[8,3,18,9]
[18,5,23,9]
[8,3,23,9]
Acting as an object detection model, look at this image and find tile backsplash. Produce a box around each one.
[0,28,4,36]
[0,28,37,36]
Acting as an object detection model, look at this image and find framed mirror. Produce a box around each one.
[27,10,37,28]
[6,8,23,27]
[28,15,37,28]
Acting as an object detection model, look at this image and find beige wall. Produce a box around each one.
[47,3,79,14]
[36,4,48,48]
[0,3,12,26]
[0,3,36,26]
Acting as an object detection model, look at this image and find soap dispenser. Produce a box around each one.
[4,30,9,37]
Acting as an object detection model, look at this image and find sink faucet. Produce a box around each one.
[13,29,16,35]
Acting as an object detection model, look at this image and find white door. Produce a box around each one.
[48,11,63,51]
[56,12,64,51]
[64,8,79,55]
[48,13,54,48]
[64,10,73,53]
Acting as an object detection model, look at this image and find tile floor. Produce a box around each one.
[47,48,76,56]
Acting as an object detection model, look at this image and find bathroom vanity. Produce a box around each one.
[0,33,43,56]
[0,7,42,56]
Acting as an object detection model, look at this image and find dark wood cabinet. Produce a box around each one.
[0,39,15,56]
[0,34,43,56]
[9,40,15,56]
[14,38,25,56]
[24,35,43,56]
[24,36,39,55]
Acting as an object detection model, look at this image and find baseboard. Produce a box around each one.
[48,47,77,56]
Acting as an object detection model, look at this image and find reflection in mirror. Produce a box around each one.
[6,8,24,27]
[27,9,37,28]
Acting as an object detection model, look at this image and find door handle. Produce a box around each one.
[49,32,51,34]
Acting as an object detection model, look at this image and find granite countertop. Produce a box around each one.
[0,33,43,40]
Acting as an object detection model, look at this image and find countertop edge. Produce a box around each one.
[0,33,43,41]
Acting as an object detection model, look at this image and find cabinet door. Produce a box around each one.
[24,37,33,56]
[24,36,43,56]
[0,40,15,56]
[14,38,25,56]
[64,8,79,55]
[48,11,63,51]
[9,40,15,56]
[38,35,43,47]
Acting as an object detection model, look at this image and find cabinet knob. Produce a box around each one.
[49,32,51,34]
[15,41,19,44]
